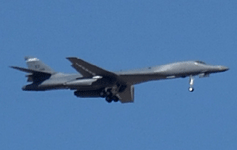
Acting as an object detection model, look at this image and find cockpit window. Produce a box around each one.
[195,61,206,64]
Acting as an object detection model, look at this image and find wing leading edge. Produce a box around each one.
[67,57,117,78]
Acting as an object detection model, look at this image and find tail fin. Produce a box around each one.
[11,57,56,83]
[25,57,55,74]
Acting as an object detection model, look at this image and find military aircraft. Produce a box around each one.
[11,57,229,103]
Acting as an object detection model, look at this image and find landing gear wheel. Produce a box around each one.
[106,97,112,103]
[189,76,195,92]
[189,87,194,92]
[112,96,119,102]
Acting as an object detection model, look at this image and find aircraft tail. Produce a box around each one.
[25,57,55,74]
[11,57,56,82]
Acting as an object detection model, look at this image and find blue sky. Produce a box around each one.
[1,1,236,149]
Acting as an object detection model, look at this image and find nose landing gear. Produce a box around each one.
[189,87,194,92]
[189,76,194,92]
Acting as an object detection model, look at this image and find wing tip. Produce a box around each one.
[66,57,79,62]
[10,66,18,69]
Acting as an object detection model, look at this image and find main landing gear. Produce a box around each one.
[100,88,119,103]
[189,75,194,92]
[105,96,119,103]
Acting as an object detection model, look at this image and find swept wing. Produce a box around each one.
[67,57,134,103]
[67,57,117,78]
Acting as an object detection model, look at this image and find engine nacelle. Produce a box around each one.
[74,90,102,98]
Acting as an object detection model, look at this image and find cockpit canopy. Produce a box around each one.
[195,61,206,65]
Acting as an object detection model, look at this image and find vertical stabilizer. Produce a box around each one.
[25,57,55,74]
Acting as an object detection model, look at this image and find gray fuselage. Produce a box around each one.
[11,57,228,103]
[22,61,228,91]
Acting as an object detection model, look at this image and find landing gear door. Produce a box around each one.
[118,85,134,103]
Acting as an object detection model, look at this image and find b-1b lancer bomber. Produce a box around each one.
[11,57,229,103]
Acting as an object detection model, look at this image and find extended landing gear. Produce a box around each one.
[101,88,120,103]
[189,87,194,92]
[106,97,113,103]
[105,96,119,103]
[189,76,194,92]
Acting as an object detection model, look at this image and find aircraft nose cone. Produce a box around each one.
[219,66,229,72]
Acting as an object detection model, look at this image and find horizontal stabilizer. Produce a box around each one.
[10,66,52,82]
[10,66,52,75]
[67,57,117,78]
